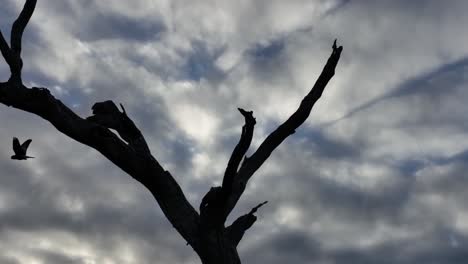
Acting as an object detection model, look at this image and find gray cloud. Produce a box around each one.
[1,0,468,263]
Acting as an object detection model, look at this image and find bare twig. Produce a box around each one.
[226,201,268,246]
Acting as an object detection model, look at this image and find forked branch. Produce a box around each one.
[223,40,343,221]
[0,0,37,83]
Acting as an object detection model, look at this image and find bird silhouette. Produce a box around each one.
[11,137,34,160]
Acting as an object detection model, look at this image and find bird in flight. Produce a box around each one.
[11,137,34,160]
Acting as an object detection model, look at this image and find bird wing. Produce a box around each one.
[13,137,23,155]
[21,139,32,154]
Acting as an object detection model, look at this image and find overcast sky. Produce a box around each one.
[1,0,468,263]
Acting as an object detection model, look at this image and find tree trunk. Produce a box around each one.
[198,228,241,264]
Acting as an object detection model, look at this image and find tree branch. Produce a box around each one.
[0,31,10,61]
[244,40,342,174]
[224,40,343,217]
[1,0,37,83]
[86,100,151,155]
[0,1,201,250]
[226,201,267,246]
[199,108,256,228]
[11,0,37,54]
[0,82,201,248]
[0,30,16,79]
[222,108,255,195]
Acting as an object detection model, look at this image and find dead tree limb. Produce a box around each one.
[0,0,36,83]
[0,0,201,251]
[221,40,343,230]
[222,108,256,194]
[0,1,343,263]
[226,201,268,246]
[197,39,342,254]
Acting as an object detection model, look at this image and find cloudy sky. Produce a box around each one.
[1,0,468,263]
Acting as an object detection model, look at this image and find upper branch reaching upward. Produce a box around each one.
[199,108,256,228]
[0,31,10,60]
[223,40,343,220]
[242,40,342,174]
[0,0,37,83]
[222,108,256,194]
[11,0,37,54]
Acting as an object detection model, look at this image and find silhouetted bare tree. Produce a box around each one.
[0,1,342,263]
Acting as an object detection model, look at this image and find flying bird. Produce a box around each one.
[11,137,34,160]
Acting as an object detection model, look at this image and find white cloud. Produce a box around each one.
[2,0,468,263]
